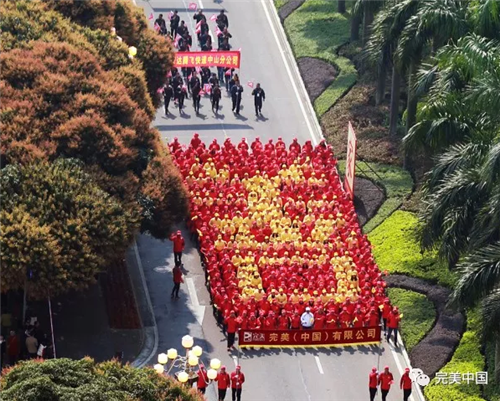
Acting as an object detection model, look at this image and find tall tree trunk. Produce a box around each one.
[338,0,346,13]
[389,67,401,137]
[362,8,374,46]
[406,61,418,135]
[495,337,500,383]
[351,13,361,41]
[376,63,387,105]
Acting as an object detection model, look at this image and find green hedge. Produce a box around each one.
[368,211,457,288]
[386,288,436,353]
[424,311,485,401]
[283,0,356,116]
[337,161,413,233]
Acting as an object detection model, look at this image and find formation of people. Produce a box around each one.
[369,366,414,401]
[194,363,245,401]
[156,9,266,117]
[170,135,401,352]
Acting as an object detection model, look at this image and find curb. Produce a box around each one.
[130,238,159,368]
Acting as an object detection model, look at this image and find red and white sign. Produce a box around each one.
[188,3,197,10]
[344,121,357,199]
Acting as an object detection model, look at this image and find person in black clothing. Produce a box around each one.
[229,74,239,93]
[217,67,225,84]
[172,72,183,102]
[155,14,167,35]
[189,72,201,92]
[224,68,234,91]
[209,73,219,92]
[218,28,232,48]
[170,10,180,37]
[163,83,174,115]
[193,9,207,23]
[212,84,222,114]
[230,83,243,115]
[216,10,229,30]
[192,80,202,114]
[201,67,211,85]
[198,19,209,42]
[178,86,187,114]
[185,31,192,49]
[201,33,211,50]
[252,83,266,116]
[218,38,230,51]
[177,21,187,37]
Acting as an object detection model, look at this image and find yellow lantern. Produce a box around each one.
[207,368,217,380]
[188,355,199,366]
[210,358,221,370]
[158,353,168,365]
[128,46,137,57]
[167,348,178,360]
[178,371,189,383]
[192,345,203,357]
[154,364,164,374]
[182,335,194,349]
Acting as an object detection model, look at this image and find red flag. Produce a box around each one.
[196,20,202,29]
[238,47,242,51]
[203,83,212,94]
[247,82,254,88]
[215,26,222,36]
[174,34,182,46]
[148,13,154,21]
[195,66,202,73]
[210,14,217,21]
[167,71,172,78]
[168,11,174,20]
[200,90,206,95]
[195,27,201,34]
[188,73,192,81]
[188,3,197,10]
[154,22,160,32]
[157,87,164,94]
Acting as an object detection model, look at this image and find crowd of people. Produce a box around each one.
[170,135,401,351]
[156,10,266,117]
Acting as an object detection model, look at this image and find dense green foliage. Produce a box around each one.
[386,288,436,353]
[0,358,204,401]
[0,159,132,298]
[368,211,456,287]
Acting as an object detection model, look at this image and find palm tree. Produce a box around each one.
[338,0,346,14]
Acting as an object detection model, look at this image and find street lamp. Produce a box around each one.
[156,334,221,388]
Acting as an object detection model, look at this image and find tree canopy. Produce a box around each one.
[0,159,134,298]
[0,358,204,401]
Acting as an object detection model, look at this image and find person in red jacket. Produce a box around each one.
[381,299,392,335]
[231,365,245,401]
[196,363,209,394]
[171,262,184,299]
[216,366,231,401]
[369,367,378,401]
[400,367,412,401]
[378,366,394,401]
[387,307,401,346]
[170,230,185,265]
[225,311,239,351]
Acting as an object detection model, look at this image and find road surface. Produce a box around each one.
[132,0,425,400]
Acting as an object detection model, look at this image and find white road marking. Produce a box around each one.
[232,355,238,367]
[261,0,323,145]
[186,277,200,306]
[388,342,422,401]
[186,277,205,325]
[314,356,324,375]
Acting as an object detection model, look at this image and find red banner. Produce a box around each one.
[173,51,241,68]
[239,326,381,348]
[344,121,357,199]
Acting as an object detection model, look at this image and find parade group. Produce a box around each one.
[156,10,266,117]
[170,135,402,350]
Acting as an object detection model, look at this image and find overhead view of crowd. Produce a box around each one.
[170,135,401,350]
[156,9,266,117]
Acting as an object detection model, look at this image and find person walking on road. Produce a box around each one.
[192,80,201,114]
[300,306,314,329]
[212,84,222,114]
[231,82,243,115]
[170,10,180,37]
[193,9,206,23]
[216,366,230,401]
[400,367,412,401]
[216,10,229,30]
[171,261,184,299]
[177,86,187,114]
[230,365,245,401]
[196,363,209,394]
[155,14,167,35]
[387,307,402,346]
[252,83,265,116]
[163,83,174,115]
[378,366,394,401]
[369,367,378,401]
[225,311,238,351]
[169,230,185,264]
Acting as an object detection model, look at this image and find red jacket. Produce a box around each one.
[369,372,378,389]
[378,372,394,391]
[387,312,401,329]
[197,368,209,389]
[400,373,412,390]
[231,371,245,389]
[170,233,185,252]
[216,372,230,389]
[225,317,239,333]
[173,266,184,284]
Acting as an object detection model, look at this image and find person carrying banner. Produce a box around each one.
[231,82,243,115]
[212,84,222,114]
[170,10,180,37]
[252,83,265,117]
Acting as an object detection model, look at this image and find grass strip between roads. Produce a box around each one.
[283,0,357,116]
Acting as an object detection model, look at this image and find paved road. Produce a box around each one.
[132,0,425,400]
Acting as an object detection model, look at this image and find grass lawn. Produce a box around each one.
[368,210,457,288]
[386,288,436,353]
[337,160,413,233]
[274,0,288,10]
[283,0,356,116]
